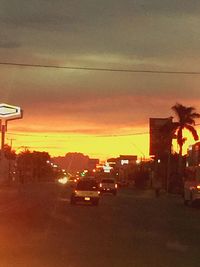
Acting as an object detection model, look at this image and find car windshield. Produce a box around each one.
[76,180,98,191]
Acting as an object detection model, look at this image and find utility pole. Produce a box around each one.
[7,138,16,149]
[6,138,16,183]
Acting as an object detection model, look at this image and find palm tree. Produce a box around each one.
[172,103,200,156]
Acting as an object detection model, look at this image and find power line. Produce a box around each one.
[96,132,149,137]
[1,61,200,75]
[7,131,149,138]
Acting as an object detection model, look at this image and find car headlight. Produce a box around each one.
[58,177,68,184]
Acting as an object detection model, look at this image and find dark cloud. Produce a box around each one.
[1,0,200,58]
[0,0,81,31]
[2,1,200,29]
[3,0,200,20]
[0,40,20,49]
[1,0,200,133]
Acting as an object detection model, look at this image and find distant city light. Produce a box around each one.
[188,145,193,151]
[121,160,129,165]
[136,159,141,164]
[103,163,113,173]
[58,176,68,184]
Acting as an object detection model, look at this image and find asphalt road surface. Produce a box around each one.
[0,183,200,267]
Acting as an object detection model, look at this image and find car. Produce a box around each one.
[183,166,200,206]
[99,178,118,195]
[70,178,100,205]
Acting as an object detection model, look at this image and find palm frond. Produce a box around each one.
[185,124,199,141]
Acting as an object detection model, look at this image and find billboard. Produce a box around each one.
[149,117,173,156]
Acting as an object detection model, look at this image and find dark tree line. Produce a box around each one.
[16,150,55,183]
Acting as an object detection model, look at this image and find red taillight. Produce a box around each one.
[115,183,118,189]
[99,183,102,187]
[189,186,195,190]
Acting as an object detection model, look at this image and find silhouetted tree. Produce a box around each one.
[53,152,89,174]
[172,103,200,156]
[16,150,52,183]
[3,144,16,160]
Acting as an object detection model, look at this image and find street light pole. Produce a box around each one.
[0,104,23,183]
[0,121,6,159]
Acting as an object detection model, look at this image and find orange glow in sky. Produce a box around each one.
[8,131,149,160]
[6,125,200,161]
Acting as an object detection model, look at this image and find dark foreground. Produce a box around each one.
[0,184,200,267]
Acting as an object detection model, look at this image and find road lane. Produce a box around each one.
[0,184,200,267]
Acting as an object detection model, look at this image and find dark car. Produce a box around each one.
[99,178,118,195]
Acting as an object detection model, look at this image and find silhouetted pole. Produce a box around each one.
[1,123,6,159]
[166,152,170,193]
[7,137,15,149]
[166,139,173,193]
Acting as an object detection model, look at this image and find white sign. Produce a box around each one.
[121,160,129,165]
[103,163,113,173]
[0,103,22,121]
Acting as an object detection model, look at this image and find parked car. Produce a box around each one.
[99,178,118,195]
[183,166,200,205]
[70,178,100,205]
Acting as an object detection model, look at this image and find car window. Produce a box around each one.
[76,180,98,190]
[101,179,115,183]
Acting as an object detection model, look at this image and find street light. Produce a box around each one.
[0,103,23,158]
[0,104,23,182]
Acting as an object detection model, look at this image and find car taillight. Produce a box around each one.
[99,183,102,187]
[115,184,118,189]
[189,186,196,190]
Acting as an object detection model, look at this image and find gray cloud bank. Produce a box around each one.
[1,0,200,60]
[1,0,200,132]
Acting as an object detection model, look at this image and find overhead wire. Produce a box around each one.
[7,131,149,139]
[1,61,200,75]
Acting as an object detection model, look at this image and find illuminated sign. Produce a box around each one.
[121,160,129,165]
[0,103,22,121]
[103,163,113,173]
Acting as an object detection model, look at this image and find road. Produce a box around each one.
[0,183,200,267]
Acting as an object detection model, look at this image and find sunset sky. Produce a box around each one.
[1,0,200,160]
